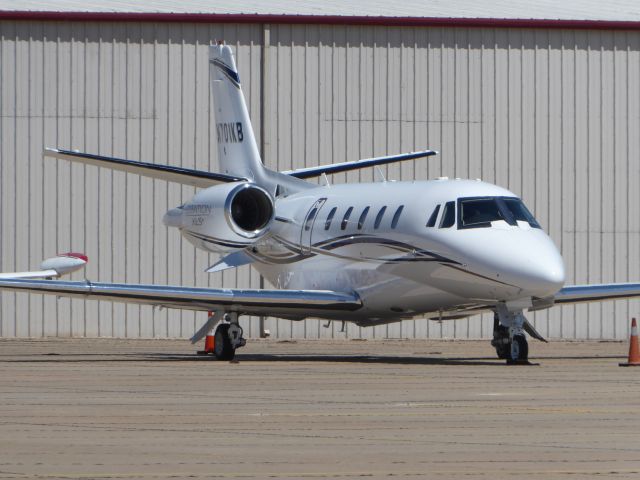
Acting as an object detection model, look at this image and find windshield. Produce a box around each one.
[502,198,541,228]
[457,197,540,229]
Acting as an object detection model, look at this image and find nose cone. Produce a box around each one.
[516,240,565,297]
[447,228,565,300]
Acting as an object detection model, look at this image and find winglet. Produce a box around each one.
[40,253,88,276]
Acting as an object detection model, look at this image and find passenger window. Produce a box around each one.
[324,207,337,230]
[374,206,387,229]
[391,205,404,229]
[357,207,370,230]
[304,207,318,231]
[440,201,455,228]
[426,205,440,227]
[341,207,354,230]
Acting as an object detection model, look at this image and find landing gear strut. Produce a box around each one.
[492,305,530,364]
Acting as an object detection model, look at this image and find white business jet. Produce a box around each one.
[1,42,639,363]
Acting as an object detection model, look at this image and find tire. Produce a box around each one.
[508,334,529,363]
[213,324,235,361]
[492,324,510,359]
[495,343,511,360]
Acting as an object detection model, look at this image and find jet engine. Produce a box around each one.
[163,181,275,254]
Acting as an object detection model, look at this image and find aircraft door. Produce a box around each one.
[300,198,326,254]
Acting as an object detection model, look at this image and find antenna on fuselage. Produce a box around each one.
[374,166,387,182]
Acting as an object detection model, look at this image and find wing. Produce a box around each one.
[283,150,437,179]
[553,283,640,304]
[45,148,246,188]
[0,253,88,280]
[0,278,362,317]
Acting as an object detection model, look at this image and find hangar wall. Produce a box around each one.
[1,20,639,340]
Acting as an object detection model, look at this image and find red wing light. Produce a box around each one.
[58,252,89,263]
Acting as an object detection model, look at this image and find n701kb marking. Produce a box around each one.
[217,122,244,144]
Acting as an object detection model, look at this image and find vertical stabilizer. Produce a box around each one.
[209,43,264,181]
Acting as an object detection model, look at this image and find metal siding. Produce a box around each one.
[1,20,639,340]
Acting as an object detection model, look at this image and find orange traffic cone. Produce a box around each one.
[204,334,215,353]
[197,334,215,355]
[619,318,640,367]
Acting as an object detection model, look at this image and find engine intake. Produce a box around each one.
[227,183,274,235]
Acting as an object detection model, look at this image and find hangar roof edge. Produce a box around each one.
[1,12,640,30]
[1,1,640,28]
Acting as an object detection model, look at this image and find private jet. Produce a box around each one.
[1,42,639,364]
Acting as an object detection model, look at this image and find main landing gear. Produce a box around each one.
[491,304,545,365]
[198,312,247,361]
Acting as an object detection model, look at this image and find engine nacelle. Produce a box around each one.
[163,182,275,254]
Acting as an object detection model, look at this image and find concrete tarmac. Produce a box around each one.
[1,338,639,479]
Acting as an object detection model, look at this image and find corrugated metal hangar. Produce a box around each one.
[1,1,639,340]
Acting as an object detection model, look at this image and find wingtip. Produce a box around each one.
[58,252,89,264]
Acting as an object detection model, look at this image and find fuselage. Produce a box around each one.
[174,177,565,326]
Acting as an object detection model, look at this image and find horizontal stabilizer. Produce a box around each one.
[45,148,245,188]
[206,250,255,273]
[0,278,362,317]
[283,150,437,179]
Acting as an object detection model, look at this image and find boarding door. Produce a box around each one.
[300,198,326,255]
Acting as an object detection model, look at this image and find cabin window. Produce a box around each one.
[440,201,456,228]
[341,207,354,230]
[374,206,387,229]
[426,205,440,227]
[304,207,318,231]
[391,206,404,229]
[357,207,370,230]
[324,207,337,230]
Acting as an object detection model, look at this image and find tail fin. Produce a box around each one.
[209,43,264,181]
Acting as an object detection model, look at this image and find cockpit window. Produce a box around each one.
[440,201,456,228]
[457,196,541,229]
[459,198,505,228]
[502,198,541,228]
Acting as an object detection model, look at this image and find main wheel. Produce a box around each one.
[508,334,529,364]
[213,324,236,361]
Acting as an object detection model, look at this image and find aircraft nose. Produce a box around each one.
[456,229,565,299]
[522,251,565,296]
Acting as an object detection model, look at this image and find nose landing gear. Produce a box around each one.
[491,305,542,365]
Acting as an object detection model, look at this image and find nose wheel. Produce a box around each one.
[492,309,532,364]
[508,334,529,364]
[491,318,511,359]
